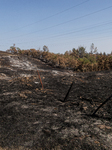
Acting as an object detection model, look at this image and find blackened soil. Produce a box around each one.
[0,53,112,150]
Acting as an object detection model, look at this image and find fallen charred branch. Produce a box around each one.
[63,81,74,102]
[92,94,112,116]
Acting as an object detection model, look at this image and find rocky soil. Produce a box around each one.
[0,52,112,150]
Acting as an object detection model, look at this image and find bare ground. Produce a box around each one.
[0,52,112,150]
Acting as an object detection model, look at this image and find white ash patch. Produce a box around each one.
[34,82,39,84]
[52,70,58,74]
[9,56,37,70]
[21,105,29,109]
[2,91,18,96]
[20,74,32,77]
[3,56,75,77]
[40,106,55,113]
[52,70,74,76]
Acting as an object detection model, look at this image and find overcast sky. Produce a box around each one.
[0,0,112,54]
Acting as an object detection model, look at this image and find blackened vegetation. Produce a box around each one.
[0,52,112,150]
[92,94,112,116]
[63,81,74,102]
[63,76,112,116]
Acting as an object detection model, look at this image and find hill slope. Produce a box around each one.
[0,52,112,150]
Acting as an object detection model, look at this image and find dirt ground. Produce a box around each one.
[0,52,112,150]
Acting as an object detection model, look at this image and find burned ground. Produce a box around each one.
[0,52,112,150]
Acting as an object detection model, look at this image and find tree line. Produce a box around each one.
[6,43,112,72]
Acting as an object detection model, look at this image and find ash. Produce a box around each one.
[0,52,112,150]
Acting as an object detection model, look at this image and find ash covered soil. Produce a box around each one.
[0,52,112,150]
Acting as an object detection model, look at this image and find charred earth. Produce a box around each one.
[0,51,112,150]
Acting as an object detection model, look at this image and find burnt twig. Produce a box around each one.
[37,70,44,89]
[92,94,112,116]
[63,81,74,102]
